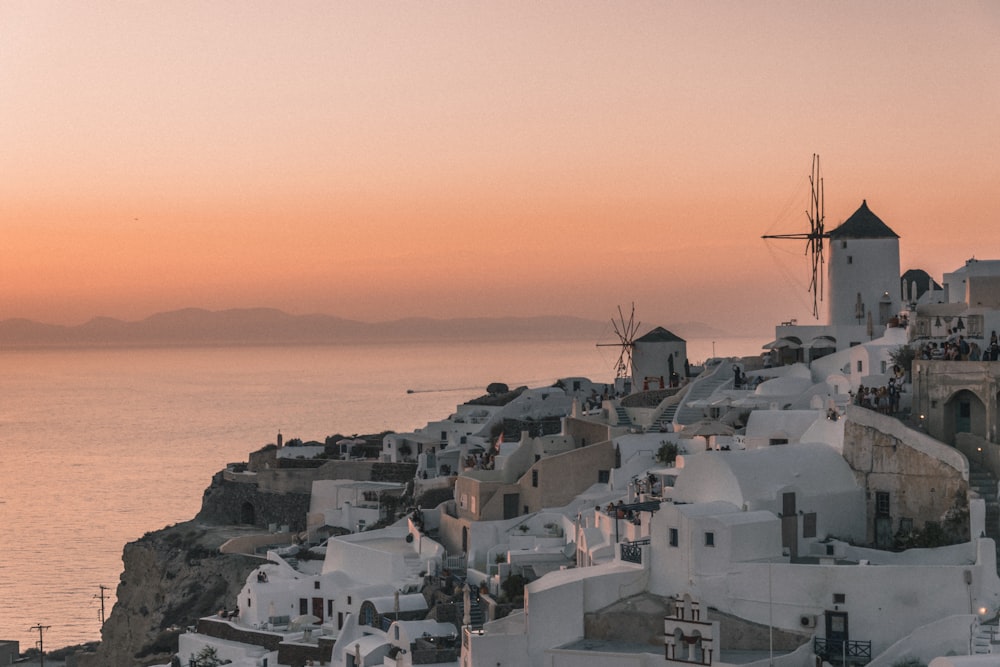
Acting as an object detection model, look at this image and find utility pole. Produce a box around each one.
[29,624,50,667]
[95,585,110,626]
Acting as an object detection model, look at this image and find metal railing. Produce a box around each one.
[813,637,872,664]
[620,538,650,564]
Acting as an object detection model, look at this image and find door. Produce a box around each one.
[312,597,324,622]
[825,611,849,657]
[957,400,972,433]
[875,491,892,549]
[781,492,798,559]
[503,493,519,520]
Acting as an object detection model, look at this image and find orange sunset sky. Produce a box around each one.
[2,2,999,336]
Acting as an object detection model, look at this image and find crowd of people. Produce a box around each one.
[854,364,906,415]
[918,329,1000,361]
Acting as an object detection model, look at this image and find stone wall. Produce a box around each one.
[842,409,969,546]
[197,473,311,531]
[197,462,417,531]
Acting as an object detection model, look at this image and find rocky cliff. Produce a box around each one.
[76,521,262,667]
[74,457,419,665]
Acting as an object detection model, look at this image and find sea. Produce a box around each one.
[0,336,764,651]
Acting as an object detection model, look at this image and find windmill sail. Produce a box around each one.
[597,303,641,379]
[762,154,827,319]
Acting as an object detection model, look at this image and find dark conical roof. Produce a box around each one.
[635,326,685,343]
[827,200,899,239]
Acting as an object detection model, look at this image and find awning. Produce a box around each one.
[805,336,837,349]
[763,337,801,350]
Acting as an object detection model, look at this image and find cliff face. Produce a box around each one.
[76,521,261,667]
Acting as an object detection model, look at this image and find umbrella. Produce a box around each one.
[679,419,735,438]
[289,613,321,630]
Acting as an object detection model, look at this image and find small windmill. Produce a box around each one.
[762,154,827,319]
[596,303,641,379]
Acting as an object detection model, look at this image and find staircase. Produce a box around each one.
[403,554,425,579]
[671,362,733,428]
[972,621,997,654]
[613,404,632,427]
[459,592,486,630]
[968,459,1000,571]
[969,460,1000,545]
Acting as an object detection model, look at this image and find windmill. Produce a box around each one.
[596,303,641,379]
[762,154,827,319]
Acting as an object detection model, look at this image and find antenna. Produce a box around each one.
[762,154,826,319]
[596,303,641,379]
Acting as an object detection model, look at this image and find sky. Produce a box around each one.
[2,2,999,335]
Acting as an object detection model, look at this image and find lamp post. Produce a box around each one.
[768,558,773,667]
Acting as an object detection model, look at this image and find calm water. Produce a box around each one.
[0,337,761,650]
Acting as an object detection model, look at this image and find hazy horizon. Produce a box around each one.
[3,3,998,330]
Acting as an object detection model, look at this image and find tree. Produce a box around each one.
[500,573,526,603]
[192,646,222,667]
[656,441,678,466]
[889,345,916,376]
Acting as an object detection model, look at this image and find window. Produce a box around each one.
[328,600,334,617]
[669,528,679,547]
[833,593,846,604]
[598,470,610,483]
[532,470,539,487]
[876,491,890,516]
[841,241,847,249]
[857,360,863,373]
[314,581,320,590]
[704,532,715,547]
[880,360,887,373]
[769,438,788,446]
[347,596,352,605]
[803,512,817,538]
[847,256,853,264]
[247,597,251,607]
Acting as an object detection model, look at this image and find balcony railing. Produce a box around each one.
[620,538,650,564]
[813,637,872,664]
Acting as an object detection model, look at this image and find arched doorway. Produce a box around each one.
[944,389,987,444]
[240,501,256,525]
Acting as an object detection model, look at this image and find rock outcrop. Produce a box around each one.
[76,522,261,667]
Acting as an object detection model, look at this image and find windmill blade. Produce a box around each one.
[761,154,827,320]
[600,302,640,379]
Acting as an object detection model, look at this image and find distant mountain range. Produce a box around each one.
[0,308,729,348]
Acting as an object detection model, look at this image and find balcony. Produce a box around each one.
[620,538,650,564]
